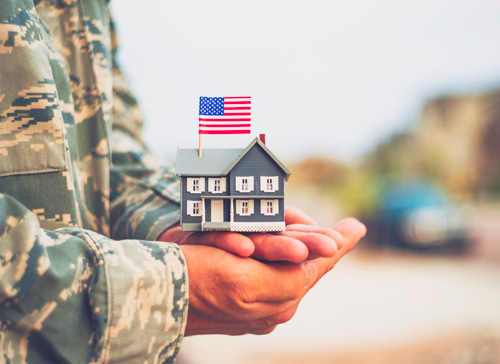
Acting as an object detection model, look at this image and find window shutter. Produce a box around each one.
[236,200,242,214]
[199,178,205,192]
[187,178,193,193]
[248,176,254,192]
[236,177,242,192]
[208,178,214,193]
[187,200,194,216]
[274,199,279,214]
[260,200,266,214]
[249,200,254,214]
[221,178,227,193]
[272,177,279,192]
[260,176,266,192]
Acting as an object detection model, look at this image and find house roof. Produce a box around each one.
[175,137,291,178]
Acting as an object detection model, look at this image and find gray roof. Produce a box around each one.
[175,137,291,178]
[175,148,244,176]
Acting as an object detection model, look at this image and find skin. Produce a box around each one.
[158,207,366,336]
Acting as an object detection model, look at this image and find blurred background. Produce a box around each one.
[112,0,500,362]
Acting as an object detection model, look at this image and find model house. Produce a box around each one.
[175,136,291,232]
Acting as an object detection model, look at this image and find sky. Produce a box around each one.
[111,0,500,164]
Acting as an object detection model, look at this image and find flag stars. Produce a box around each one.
[200,97,224,115]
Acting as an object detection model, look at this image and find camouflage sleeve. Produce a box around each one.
[0,193,188,364]
[109,21,181,241]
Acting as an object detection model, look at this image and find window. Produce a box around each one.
[260,176,279,192]
[241,178,249,191]
[235,176,254,193]
[261,199,279,216]
[208,178,226,194]
[236,200,254,216]
[266,201,273,214]
[187,200,202,216]
[266,178,273,191]
[187,178,205,193]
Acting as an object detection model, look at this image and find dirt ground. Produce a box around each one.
[247,330,500,364]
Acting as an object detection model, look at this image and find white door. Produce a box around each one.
[211,200,224,222]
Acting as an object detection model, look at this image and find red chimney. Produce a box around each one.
[259,133,266,145]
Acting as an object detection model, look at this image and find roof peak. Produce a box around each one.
[176,137,291,178]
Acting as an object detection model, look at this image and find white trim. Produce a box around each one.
[230,222,285,232]
[260,176,279,193]
[208,177,226,194]
[260,199,279,216]
[235,199,254,216]
[235,176,254,193]
[187,200,202,216]
[187,177,205,193]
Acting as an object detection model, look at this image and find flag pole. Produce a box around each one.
[199,133,203,158]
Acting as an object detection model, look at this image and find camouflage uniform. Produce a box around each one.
[0,0,188,363]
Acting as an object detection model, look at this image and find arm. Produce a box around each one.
[109,20,182,241]
[0,193,188,364]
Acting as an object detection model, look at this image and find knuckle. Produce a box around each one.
[275,307,297,324]
[252,326,277,335]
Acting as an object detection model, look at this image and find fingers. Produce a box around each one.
[284,224,345,257]
[247,234,310,263]
[248,224,344,262]
[334,218,367,254]
[304,218,367,289]
[182,232,255,257]
[285,206,318,226]
[185,303,298,336]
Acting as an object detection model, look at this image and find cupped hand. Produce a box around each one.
[181,216,366,336]
[158,207,361,263]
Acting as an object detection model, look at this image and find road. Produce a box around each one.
[176,248,500,364]
[175,198,500,364]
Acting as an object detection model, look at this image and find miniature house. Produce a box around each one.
[175,137,291,232]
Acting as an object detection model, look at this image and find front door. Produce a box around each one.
[211,200,224,222]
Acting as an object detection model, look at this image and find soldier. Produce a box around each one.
[0,0,366,363]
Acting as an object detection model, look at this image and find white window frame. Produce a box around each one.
[187,200,202,216]
[236,200,254,216]
[260,176,279,193]
[260,199,279,216]
[187,178,205,194]
[208,177,226,194]
[235,176,254,193]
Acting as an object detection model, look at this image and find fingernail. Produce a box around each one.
[302,261,317,289]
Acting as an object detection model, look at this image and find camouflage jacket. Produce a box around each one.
[0,0,188,363]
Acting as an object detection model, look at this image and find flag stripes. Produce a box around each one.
[199,96,251,134]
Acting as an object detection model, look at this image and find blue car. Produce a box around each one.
[367,182,468,252]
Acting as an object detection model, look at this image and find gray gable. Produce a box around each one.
[175,137,291,178]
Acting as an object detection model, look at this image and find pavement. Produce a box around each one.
[175,198,500,364]
[177,248,500,364]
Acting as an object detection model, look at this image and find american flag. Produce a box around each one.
[199,96,251,134]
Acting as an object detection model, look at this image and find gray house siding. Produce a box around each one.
[232,199,284,223]
[229,145,285,196]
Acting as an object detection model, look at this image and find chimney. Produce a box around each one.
[259,133,266,145]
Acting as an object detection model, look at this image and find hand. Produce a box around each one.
[158,207,345,263]
[181,217,366,336]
